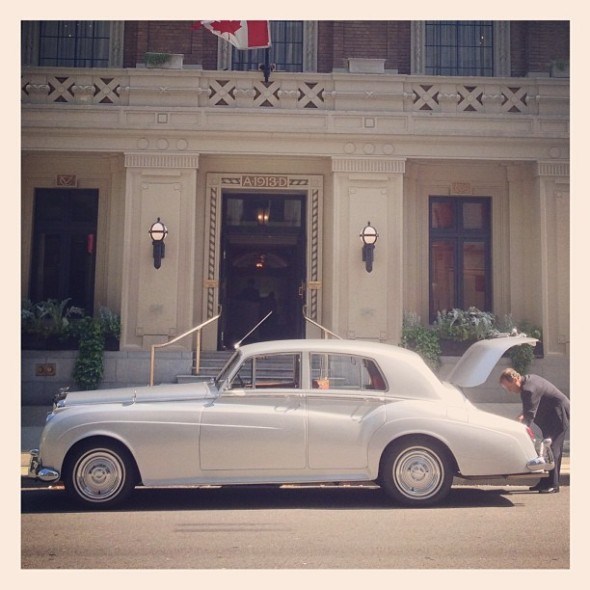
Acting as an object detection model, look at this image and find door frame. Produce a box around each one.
[203,173,323,349]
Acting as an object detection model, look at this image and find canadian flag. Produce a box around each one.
[194,21,271,50]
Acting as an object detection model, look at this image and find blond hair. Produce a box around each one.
[499,368,521,383]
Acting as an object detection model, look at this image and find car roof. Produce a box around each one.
[236,338,419,359]
[237,336,539,389]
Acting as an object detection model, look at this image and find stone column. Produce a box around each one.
[330,157,406,343]
[535,160,570,355]
[121,151,199,350]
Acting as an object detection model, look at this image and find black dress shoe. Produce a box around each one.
[539,486,560,494]
[529,482,546,492]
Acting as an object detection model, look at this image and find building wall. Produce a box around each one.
[118,20,568,76]
[21,20,570,394]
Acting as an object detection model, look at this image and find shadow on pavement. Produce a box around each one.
[21,483,520,514]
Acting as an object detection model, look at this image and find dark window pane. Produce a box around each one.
[462,202,487,230]
[462,241,486,309]
[30,189,98,311]
[429,197,491,320]
[425,21,494,76]
[431,201,455,230]
[232,21,303,72]
[430,240,456,316]
[38,21,110,67]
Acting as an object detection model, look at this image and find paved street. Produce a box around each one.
[21,482,569,569]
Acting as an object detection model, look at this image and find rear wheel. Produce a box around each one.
[63,439,137,508]
[380,436,454,507]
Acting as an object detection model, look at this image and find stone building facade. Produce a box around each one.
[21,20,569,398]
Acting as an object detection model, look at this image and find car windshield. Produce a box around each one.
[214,350,241,389]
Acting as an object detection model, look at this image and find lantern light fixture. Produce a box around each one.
[148,217,168,269]
[360,221,378,272]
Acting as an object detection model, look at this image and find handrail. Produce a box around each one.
[149,311,221,386]
[302,308,342,340]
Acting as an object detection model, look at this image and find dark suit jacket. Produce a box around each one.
[520,374,570,435]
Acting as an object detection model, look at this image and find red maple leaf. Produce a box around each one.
[209,21,242,35]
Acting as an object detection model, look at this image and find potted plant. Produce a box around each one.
[144,52,184,69]
[549,59,569,78]
[21,298,84,349]
[97,306,121,351]
[433,307,497,355]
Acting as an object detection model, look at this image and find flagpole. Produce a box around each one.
[260,47,272,83]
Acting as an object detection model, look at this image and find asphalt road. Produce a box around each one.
[21,482,569,569]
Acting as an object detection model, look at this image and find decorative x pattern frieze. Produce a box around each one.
[252,80,281,107]
[411,85,440,111]
[500,86,529,113]
[208,80,237,106]
[297,82,326,109]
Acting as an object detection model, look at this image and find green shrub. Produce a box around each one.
[97,306,121,341]
[499,314,542,374]
[401,312,441,371]
[71,317,105,390]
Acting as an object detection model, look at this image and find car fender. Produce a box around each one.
[368,408,537,478]
[39,402,203,483]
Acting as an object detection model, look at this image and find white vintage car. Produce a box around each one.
[28,336,554,508]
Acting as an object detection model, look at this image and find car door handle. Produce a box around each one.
[275,401,301,412]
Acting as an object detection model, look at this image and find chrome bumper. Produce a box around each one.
[27,449,60,482]
[526,438,555,472]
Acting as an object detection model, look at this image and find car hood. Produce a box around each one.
[446,336,538,388]
[59,380,216,407]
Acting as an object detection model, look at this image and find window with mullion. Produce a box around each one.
[38,21,110,67]
[232,21,304,72]
[429,197,492,321]
[425,21,493,76]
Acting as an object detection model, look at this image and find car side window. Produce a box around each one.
[310,354,386,391]
[230,353,301,390]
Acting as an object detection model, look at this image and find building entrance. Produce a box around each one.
[218,193,307,349]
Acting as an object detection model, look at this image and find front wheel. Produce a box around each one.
[63,439,138,508]
[380,436,454,507]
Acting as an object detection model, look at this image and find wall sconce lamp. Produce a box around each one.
[148,217,168,269]
[360,221,378,272]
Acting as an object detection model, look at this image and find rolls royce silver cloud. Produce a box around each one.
[28,336,554,508]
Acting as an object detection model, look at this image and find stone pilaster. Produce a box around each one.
[330,157,406,343]
[120,152,199,350]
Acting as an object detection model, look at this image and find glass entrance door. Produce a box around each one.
[219,193,306,349]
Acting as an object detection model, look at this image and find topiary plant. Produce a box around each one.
[71,317,105,390]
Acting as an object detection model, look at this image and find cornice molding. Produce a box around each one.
[331,157,406,174]
[536,160,570,178]
[124,152,199,169]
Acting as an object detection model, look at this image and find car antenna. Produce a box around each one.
[235,311,273,349]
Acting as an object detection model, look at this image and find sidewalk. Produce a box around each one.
[20,404,570,485]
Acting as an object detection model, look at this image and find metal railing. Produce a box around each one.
[149,310,221,386]
[302,308,342,340]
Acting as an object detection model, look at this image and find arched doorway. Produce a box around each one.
[218,193,306,348]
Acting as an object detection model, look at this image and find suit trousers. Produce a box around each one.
[544,428,567,487]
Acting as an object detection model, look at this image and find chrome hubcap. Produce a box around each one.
[394,446,443,499]
[74,450,125,502]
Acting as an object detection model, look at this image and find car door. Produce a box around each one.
[306,352,387,470]
[199,352,306,472]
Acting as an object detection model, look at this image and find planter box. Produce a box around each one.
[348,58,386,74]
[550,63,569,78]
[145,53,184,69]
